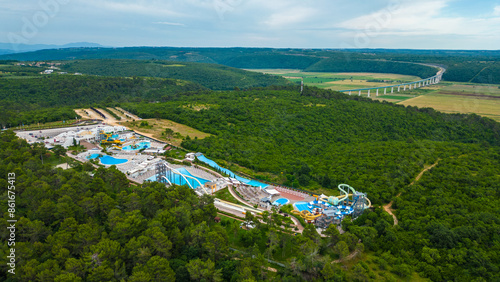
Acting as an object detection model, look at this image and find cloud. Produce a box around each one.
[153,22,185,26]
[336,0,500,38]
[262,6,318,28]
[83,0,185,18]
[494,5,500,16]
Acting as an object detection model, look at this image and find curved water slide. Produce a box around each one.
[160,175,173,186]
[160,163,210,194]
[290,210,322,221]
[319,184,352,205]
[215,199,263,215]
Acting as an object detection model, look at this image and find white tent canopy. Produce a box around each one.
[265,188,280,195]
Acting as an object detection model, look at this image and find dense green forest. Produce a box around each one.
[1,125,499,281]
[60,60,289,90]
[0,131,400,281]
[3,47,500,83]
[0,67,205,127]
[1,53,500,280]
[122,86,500,204]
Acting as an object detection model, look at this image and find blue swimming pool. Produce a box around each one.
[273,198,290,206]
[122,141,151,151]
[294,201,313,212]
[87,153,100,159]
[87,154,128,165]
[147,167,209,189]
[196,154,268,188]
[99,155,128,165]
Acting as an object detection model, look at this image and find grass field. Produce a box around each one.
[215,188,240,205]
[248,69,421,90]
[123,118,210,146]
[400,92,500,121]
[252,69,500,122]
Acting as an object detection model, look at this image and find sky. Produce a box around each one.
[1,0,500,50]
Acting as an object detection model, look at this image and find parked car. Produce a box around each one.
[240,221,256,229]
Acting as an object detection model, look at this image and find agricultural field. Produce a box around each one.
[123,118,210,146]
[250,69,500,121]
[400,82,500,121]
[249,69,421,90]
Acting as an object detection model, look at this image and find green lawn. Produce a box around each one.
[215,188,240,204]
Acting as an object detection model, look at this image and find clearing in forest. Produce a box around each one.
[123,118,210,147]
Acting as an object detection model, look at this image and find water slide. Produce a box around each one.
[159,163,210,194]
[290,210,323,221]
[215,199,263,215]
[319,184,352,205]
[196,154,269,188]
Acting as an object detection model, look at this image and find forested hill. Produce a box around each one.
[122,86,500,203]
[0,74,205,126]
[2,47,500,83]
[304,59,436,78]
[59,60,289,90]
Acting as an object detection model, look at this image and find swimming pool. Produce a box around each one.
[196,154,268,188]
[122,141,151,151]
[99,155,128,165]
[294,201,313,212]
[87,154,128,165]
[273,198,290,206]
[147,167,209,189]
[87,153,100,159]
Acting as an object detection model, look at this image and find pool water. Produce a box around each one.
[87,153,100,159]
[87,154,128,165]
[122,141,151,151]
[196,154,268,188]
[294,201,313,212]
[273,198,290,206]
[147,167,209,189]
[99,155,128,165]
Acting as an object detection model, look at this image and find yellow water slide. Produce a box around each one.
[290,210,322,221]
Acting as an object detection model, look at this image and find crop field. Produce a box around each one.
[249,69,421,90]
[399,83,500,121]
[250,69,500,121]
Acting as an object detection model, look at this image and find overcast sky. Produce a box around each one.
[2,0,500,49]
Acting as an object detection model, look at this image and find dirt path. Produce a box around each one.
[228,185,254,208]
[383,159,441,225]
[115,107,141,120]
[332,249,360,263]
[95,108,122,126]
[75,109,91,119]
[217,212,244,222]
[84,108,106,121]
[107,107,131,120]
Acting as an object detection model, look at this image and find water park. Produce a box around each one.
[17,124,371,231]
[152,153,372,230]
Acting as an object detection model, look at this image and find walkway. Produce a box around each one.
[383,159,441,225]
[228,185,255,208]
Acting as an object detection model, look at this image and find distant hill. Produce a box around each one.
[2,46,500,83]
[59,59,290,90]
[0,42,104,54]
